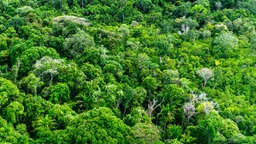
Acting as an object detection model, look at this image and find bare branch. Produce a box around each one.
[147,98,164,117]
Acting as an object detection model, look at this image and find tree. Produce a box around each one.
[63,30,95,59]
[135,0,153,13]
[128,122,161,144]
[0,116,33,143]
[213,32,238,58]
[81,63,102,80]
[238,0,256,15]
[0,34,8,50]
[19,46,60,78]
[100,83,123,108]
[66,107,131,143]
[173,2,192,17]
[9,43,29,65]
[162,69,179,86]
[48,104,77,129]
[209,0,237,10]
[33,56,64,85]
[214,1,222,10]
[77,0,86,8]
[103,60,124,80]
[47,83,70,104]
[57,62,87,97]
[147,97,164,117]
[197,68,214,87]
[249,34,256,53]
[0,77,21,107]
[3,101,24,124]
[32,56,86,97]
[15,6,34,16]
[184,102,196,125]
[166,124,183,140]
[154,34,173,56]
[188,110,244,144]
[184,93,216,125]
[119,24,130,39]
[142,76,158,92]
[0,0,5,12]
[19,73,44,95]
[6,16,26,32]
[33,114,57,130]
[124,107,150,127]
[23,95,53,127]
[131,87,147,109]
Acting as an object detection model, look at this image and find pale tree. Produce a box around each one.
[15,6,34,16]
[176,17,198,36]
[147,97,164,117]
[215,1,222,10]
[137,53,151,69]
[19,46,59,77]
[184,93,217,125]
[98,46,109,65]
[197,68,214,87]
[33,56,64,85]
[184,93,208,124]
[184,102,196,125]
[103,83,123,108]
[178,24,190,35]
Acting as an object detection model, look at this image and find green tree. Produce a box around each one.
[142,76,158,92]
[128,122,161,144]
[124,107,151,127]
[6,16,26,32]
[3,101,24,124]
[0,34,8,50]
[212,32,238,58]
[81,63,102,80]
[48,83,70,104]
[48,104,77,129]
[63,30,95,59]
[0,116,33,143]
[135,0,154,13]
[0,77,21,107]
[66,107,131,143]
[19,46,59,78]
[19,73,44,95]
[33,114,57,130]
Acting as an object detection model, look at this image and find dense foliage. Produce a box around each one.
[0,0,256,143]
